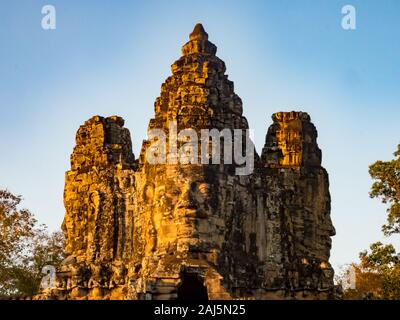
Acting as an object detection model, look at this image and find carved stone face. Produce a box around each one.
[143,165,217,255]
[173,181,212,219]
[167,166,213,220]
[288,171,335,264]
[150,183,177,253]
[276,118,302,166]
[306,179,335,262]
[142,165,214,254]
[318,209,336,261]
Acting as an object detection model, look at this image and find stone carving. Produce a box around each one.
[40,24,335,300]
[261,111,336,298]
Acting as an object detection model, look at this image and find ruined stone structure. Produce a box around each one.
[40,24,335,300]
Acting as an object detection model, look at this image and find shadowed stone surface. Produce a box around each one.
[38,24,336,300]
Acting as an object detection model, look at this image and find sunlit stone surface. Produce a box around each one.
[39,24,335,300]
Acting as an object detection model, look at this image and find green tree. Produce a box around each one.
[341,242,400,299]
[338,262,382,300]
[359,242,400,299]
[0,189,64,297]
[369,144,400,235]
[342,145,400,299]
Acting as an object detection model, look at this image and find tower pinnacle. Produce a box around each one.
[182,23,216,56]
[189,23,208,41]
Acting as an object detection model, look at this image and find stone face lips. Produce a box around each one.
[44,24,336,300]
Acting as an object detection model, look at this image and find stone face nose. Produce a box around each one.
[189,23,208,41]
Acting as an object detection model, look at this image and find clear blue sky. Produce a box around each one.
[1,0,399,271]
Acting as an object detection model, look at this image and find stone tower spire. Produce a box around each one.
[141,23,249,165]
[190,23,208,40]
[149,23,245,128]
[181,23,217,56]
[43,24,336,301]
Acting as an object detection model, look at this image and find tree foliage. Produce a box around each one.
[341,242,400,299]
[341,145,400,299]
[0,189,64,297]
[369,144,400,235]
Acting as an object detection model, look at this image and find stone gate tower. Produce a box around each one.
[44,24,335,300]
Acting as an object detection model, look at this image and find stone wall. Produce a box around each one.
[37,24,336,300]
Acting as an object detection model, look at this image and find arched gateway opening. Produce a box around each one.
[177,274,208,300]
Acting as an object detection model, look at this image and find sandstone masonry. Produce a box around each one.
[38,24,336,300]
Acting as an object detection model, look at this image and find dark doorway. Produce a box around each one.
[177,274,208,301]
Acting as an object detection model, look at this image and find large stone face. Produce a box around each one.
[41,24,336,300]
[261,111,336,297]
